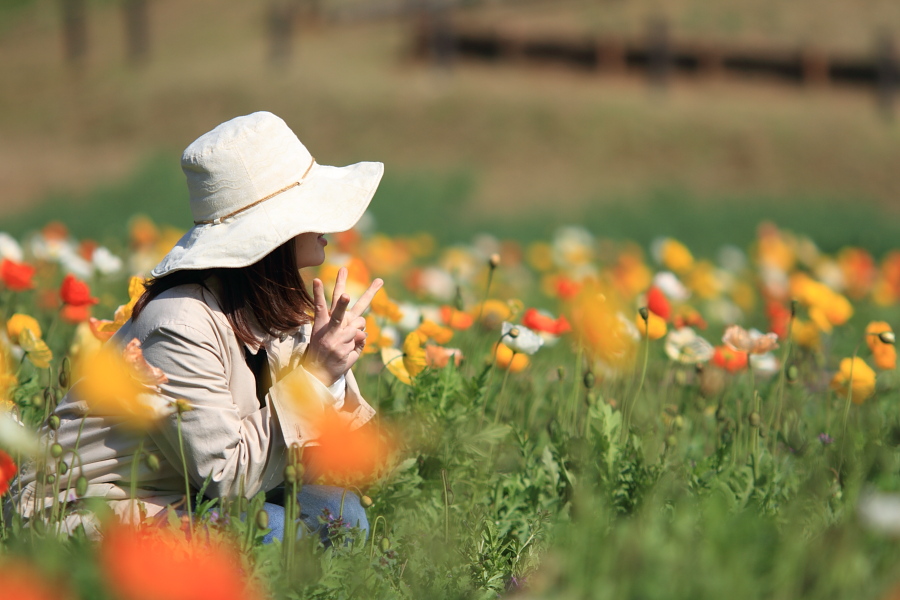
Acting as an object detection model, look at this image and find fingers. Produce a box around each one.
[349,278,384,319]
[330,293,350,327]
[312,279,330,328]
[337,316,368,343]
[330,267,348,313]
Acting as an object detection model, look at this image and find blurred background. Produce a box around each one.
[1,0,899,255]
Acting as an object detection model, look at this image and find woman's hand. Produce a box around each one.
[305,267,383,387]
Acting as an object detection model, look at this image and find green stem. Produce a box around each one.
[493,357,515,425]
[771,312,795,436]
[369,515,387,559]
[176,411,193,534]
[623,319,651,442]
[129,437,145,515]
[569,344,583,433]
[837,347,862,479]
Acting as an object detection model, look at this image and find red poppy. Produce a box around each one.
[0,449,17,495]
[101,525,263,600]
[0,259,36,291]
[766,301,791,339]
[712,345,749,373]
[59,274,98,307]
[646,286,671,321]
[554,276,582,300]
[61,304,92,324]
[673,307,707,330]
[522,308,571,335]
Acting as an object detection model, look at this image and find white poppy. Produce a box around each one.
[664,327,714,364]
[501,322,543,355]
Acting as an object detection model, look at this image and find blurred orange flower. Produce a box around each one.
[61,304,91,324]
[440,305,474,330]
[370,288,403,322]
[0,258,36,291]
[89,276,146,341]
[494,342,529,372]
[831,357,876,405]
[659,239,694,274]
[0,449,17,495]
[567,283,637,370]
[59,274,98,307]
[101,525,263,600]
[522,308,571,336]
[425,345,463,369]
[866,321,896,370]
[791,319,821,350]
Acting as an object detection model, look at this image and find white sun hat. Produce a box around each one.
[150,111,384,278]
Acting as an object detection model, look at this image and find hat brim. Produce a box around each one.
[150,161,383,278]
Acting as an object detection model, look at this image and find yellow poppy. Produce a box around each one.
[416,319,453,344]
[6,314,42,344]
[635,311,667,340]
[19,329,52,369]
[660,239,694,274]
[494,342,529,373]
[831,357,876,405]
[381,332,428,385]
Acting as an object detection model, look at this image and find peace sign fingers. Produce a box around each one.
[348,278,384,320]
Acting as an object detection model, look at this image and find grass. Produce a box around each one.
[4,154,900,258]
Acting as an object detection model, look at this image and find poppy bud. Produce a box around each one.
[638,307,649,322]
[361,495,374,508]
[58,461,68,476]
[748,412,761,427]
[75,476,88,498]
[583,371,595,389]
[31,394,43,409]
[48,415,60,431]
[879,331,896,345]
[175,399,193,414]
[284,465,297,484]
[256,509,269,530]
[556,366,566,380]
[674,415,684,430]
[665,435,677,448]
[786,365,799,383]
[47,474,56,485]
[43,388,54,408]
[145,454,160,472]
[715,405,727,422]
[59,357,71,389]
[488,254,501,269]
[508,327,520,339]
[454,286,464,312]
[50,443,63,458]
[790,299,798,318]
[380,537,391,552]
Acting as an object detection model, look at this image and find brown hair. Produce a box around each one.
[132,239,315,348]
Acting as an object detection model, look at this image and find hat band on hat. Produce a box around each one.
[193,158,317,226]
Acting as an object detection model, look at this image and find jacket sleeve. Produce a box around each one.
[142,321,286,499]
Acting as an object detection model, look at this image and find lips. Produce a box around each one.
[318,234,327,246]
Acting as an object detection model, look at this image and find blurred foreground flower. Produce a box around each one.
[831,357,876,405]
[722,325,779,354]
[19,328,52,369]
[567,283,637,371]
[0,560,73,600]
[101,525,263,600]
[0,448,17,495]
[664,327,714,364]
[74,339,173,427]
[867,321,897,370]
[89,276,145,342]
[306,413,395,487]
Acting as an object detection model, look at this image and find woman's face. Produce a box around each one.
[293,232,327,269]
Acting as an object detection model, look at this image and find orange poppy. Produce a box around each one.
[0,560,72,600]
[306,413,395,487]
[712,345,749,373]
[440,305,474,330]
[493,342,529,372]
[866,321,896,370]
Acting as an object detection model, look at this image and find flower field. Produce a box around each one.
[3,217,900,599]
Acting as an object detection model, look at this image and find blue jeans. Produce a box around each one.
[260,484,369,545]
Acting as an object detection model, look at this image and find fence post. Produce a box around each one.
[800,47,829,87]
[122,0,149,65]
[268,0,294,66]
[876,32,897,119]
[61,0,87,65]
[646,16,670,90]
[595,36,626,74]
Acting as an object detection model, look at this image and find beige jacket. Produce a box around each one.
[9,281,375,530]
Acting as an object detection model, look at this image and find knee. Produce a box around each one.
[299,485,369,538]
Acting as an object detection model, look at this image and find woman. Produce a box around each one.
[10,111,384,542]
